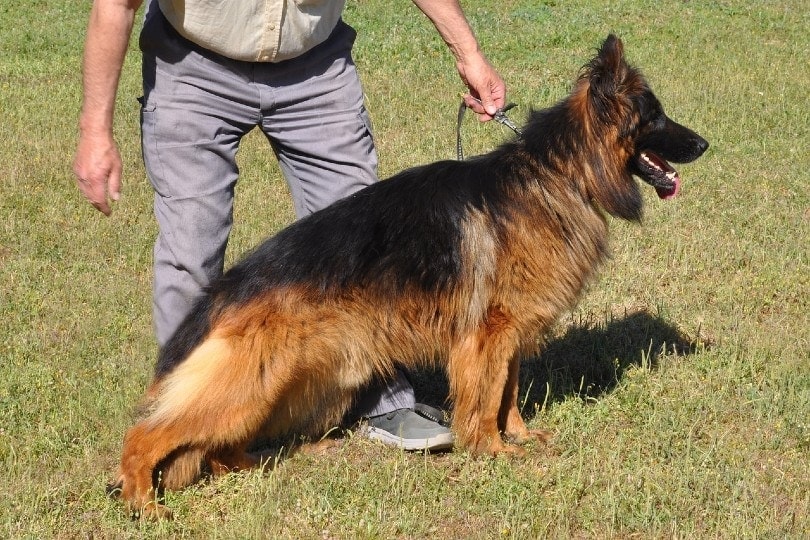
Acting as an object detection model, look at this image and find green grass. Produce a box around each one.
[1,0,808,537]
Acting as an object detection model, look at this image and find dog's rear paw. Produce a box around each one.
[470,436,526,457]
[106,477,124,499]
[127,500,173,521]
[114,471,173,520]
[497,443,527,457]
[298,438,343,456]
[504,425,554,444]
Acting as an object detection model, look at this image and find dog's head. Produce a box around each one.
[582,35,709,202]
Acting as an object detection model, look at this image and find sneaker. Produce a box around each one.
[365,407,454,451]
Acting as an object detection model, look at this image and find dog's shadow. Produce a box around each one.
[410,309,709,421]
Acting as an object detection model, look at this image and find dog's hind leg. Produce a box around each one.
[206,445,260,477]
[160,446,206,490]
[499,356,553,445]
[117,422,181,520]
[117,336,275,519]
[118,410,268,519]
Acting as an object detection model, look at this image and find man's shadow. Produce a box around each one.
[411,309,709,421]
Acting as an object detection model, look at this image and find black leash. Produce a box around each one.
[456,97,523,161]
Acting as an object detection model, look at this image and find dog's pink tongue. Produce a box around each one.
[656,176,680,200]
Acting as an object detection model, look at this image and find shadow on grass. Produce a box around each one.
[410,309,709,416]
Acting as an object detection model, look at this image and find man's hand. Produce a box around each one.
[410,0,506,122]
[73,130,122,216]
[456,53,506,122]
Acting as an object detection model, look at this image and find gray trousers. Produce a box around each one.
[139,4,413,417]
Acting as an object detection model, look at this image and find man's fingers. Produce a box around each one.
[75,173,113,216]
[462,94,495,121]
[108,162,122,202]
[73,141,121,215]
[88,182,112,216]
[92,198,112,216]
[478,93,498,117]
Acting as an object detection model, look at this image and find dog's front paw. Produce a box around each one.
[470,436,526,457]
[505,428,554,446]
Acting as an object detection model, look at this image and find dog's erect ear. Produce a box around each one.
[586,34,628,99]
[598,34,624,73]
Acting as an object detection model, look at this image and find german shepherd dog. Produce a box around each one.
[114,35,708,518]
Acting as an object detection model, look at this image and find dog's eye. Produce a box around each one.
[637,92,665,126]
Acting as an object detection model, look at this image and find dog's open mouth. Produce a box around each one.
[635,151,681,200]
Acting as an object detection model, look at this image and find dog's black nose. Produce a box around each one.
[696,137,709,155]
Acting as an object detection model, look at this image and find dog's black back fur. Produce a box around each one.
[156,35,708,379]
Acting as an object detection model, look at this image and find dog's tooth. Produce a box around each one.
[641,152,660,170]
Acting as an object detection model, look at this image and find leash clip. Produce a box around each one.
[456,97,522,161]
[492,103,523,137]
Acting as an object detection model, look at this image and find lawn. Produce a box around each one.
[1,0,807,537]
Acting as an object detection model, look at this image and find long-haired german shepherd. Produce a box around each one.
[114,35,707,518]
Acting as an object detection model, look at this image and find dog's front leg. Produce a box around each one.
[448,313,526,456]
[499,355,553,445]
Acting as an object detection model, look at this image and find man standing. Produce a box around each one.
[73,0,506,450]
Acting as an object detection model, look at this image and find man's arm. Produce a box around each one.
[411,0,505,120]
[73,0,143,216]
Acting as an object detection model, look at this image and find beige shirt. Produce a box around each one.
[158,0,346,62]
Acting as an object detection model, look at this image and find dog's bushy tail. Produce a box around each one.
[155,295,217,378]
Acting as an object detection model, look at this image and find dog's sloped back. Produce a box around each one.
[155,155,537,378]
